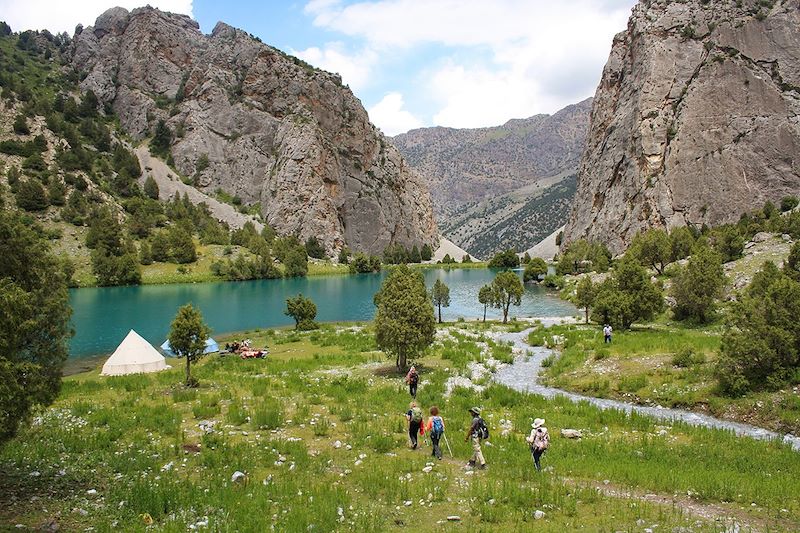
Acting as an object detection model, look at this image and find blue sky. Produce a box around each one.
[1,0,637,135]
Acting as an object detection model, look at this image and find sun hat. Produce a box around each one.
[532,418,545,429]
[468,407,481,415]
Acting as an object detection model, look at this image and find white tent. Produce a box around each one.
[101,330,171,376]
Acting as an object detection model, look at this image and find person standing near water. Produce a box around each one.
[406,401,424,449]
[526,418,550,472]
[464,407,487,469]
[405,366,419,398]
[425,406,445,459]
[603,324,612,343]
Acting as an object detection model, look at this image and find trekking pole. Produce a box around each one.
[443,433,453,458]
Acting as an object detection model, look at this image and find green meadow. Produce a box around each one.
[2,324,799,531]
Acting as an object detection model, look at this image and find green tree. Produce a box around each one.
[47,176,65,206]
[555,231,563,246]
[15,179,48,211]
[169,227,197,264]
[13,113,29,135]
[143,175,159,199]
[478,284,494,322]
[150,120,173,158]
[491,271,524,323]
[780,196,799,213]
[670,245,725,323]
[713,226,744,263]
[349,252,380,273]
[669,226,696,262]
[783,242,800,282]
[591,256,664,329]
[284,294,318,330]
[374,265,435,369]
[410,245,421,263]
[441,253,455,264]
[523,257,547,283]
[522,252,531,264]
[488,249,520,269]
[139,240,153,265]
[151,231,171,262]
[168,304,211,387]
[630,228,670,274]
[284,245,309,277]
[305,236,326,259]
[420,243,433,261]
[575,276,595,324]
[431,278,450,323]
[0,209,73,443]
[716,264,800,395]
[338,247,351,265]
[91,248,141,286]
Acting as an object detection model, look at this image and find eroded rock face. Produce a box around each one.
[564,0,800,254]
[72,7,437,255]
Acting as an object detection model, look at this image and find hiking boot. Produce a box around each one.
[478,464,487,470]
[466,461,476,468]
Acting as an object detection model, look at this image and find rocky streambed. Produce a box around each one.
[494,325,800,452]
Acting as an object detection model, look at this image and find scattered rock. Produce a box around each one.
[560,429,582,439]
[534,510,545,520]
[333,440,342,449]
[446,516,461,522]
[231,471,246,484]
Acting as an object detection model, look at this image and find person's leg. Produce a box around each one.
[472,436,486,466]
[533,449,542,471]
[431,434,440,458]
[409,422,418,449]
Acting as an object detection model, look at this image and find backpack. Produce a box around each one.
[410,407,423,423]
[476,417,489,440]
[431,416,444,437]
[409,371,418,384]
[533,428,549,450]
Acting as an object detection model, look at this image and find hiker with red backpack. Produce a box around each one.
[405,366,419,398]
[526,417,550,472]
[406,401,425,449]
[464,407,488,469]
[425,406,446,459]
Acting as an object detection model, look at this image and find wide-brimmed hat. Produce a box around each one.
[532,418,545,429]
[468,407,481,415]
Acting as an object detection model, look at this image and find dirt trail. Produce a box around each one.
[135,146,264,232]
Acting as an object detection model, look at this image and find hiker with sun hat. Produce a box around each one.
[464,407,488,469]
[526,417,550,472]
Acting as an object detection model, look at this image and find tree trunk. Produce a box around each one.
[438,304,442,324]
[397,350,406,370]
[585,307,589,324]
[502,301,509,323]
[483,305,486,322]
[185,355,191,386]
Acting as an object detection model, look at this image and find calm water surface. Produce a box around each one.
[68,268,576,359]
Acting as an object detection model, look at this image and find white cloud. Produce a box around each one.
[293,43,377,92]
[0,0,194,34]
[306,0,635,127]
[368,92,422,136]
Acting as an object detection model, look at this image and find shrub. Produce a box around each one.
[780,196,799,212]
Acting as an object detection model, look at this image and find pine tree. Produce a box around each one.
[143,175,159,199]
[431,278,450,323]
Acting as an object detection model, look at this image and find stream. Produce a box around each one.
[494,324,800,451]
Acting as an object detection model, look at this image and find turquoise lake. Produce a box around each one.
[68,268,577,359]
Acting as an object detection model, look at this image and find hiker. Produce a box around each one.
[425,406,446,459]
[464,407,487,469]
[405,366,419,398]
[406,401,424,449]
[603,324,612,343]
[526,418,550,472]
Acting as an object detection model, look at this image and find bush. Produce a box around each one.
[672,347,700,368]
[670,245,724,324]
[780,196,799,213]
[305,236,326,259]
[15,179,48,211]
[488,249,519,269]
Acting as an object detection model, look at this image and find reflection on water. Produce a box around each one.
[68,269,577,358]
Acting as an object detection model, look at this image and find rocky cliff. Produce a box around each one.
[564,0,800,254]
[71,7,437,255]
[393,99,591,218]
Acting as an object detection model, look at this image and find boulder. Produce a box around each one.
[560,429,583,439]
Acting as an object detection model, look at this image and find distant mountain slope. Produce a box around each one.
[442,173,577,259]
[393,98,591,219]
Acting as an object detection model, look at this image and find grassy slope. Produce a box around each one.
[2,324,799,531]
[535,323,800,434]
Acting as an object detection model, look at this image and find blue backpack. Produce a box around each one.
[431,416,444,437]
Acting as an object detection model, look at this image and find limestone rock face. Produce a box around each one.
[72,7,437,255]
[564,0,800,254]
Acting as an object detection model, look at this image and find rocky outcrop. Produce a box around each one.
[394,99,592,218]
[71,7,437,255]
[564,0,800,254]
